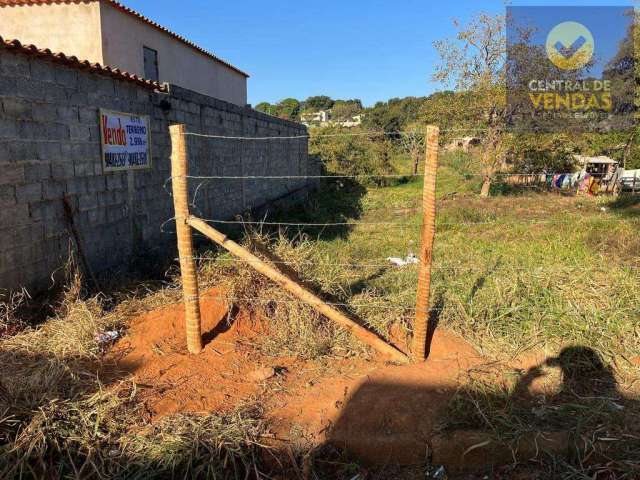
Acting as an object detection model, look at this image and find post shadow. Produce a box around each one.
[319,345,638,476]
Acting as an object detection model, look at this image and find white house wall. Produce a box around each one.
[99,2,247,106]
[0,2,103,63]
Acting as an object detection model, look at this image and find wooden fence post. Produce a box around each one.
[412,126,440,361]
[169,124,203,354]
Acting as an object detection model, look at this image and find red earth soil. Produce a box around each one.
[108,289,565,473]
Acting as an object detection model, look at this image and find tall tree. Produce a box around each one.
[433,13,507,196]
[303,95,335,111]
[277,98,301,120]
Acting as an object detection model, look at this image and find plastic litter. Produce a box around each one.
[95,330,119,344]
[387,253,419,267]
[428,465,448,479]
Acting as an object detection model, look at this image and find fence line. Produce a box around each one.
[181,127,488,140]
[177,256,640,271]
[186,292,433,312]
[167,122,638,364]
[165,171,598,181]
[187,216,637,229]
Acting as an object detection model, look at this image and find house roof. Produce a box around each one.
[0,35,167,91]
[574,155,618,165]
[0,0,249,78]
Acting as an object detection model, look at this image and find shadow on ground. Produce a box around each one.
[606,194,640,219]
[315,345,640,478]
[212,179,368,244]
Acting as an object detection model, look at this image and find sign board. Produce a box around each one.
[99,109,152,172]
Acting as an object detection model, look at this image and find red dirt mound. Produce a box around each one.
[109,288,272,417]
[108,292,564,473]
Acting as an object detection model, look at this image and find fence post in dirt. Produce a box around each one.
[412,125,440,362]
[169,124,203,354]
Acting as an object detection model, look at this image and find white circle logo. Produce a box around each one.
[546,21,594,70]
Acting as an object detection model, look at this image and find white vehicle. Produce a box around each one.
[619,169,640,192]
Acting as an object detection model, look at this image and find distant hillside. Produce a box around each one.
[254,94,453,132]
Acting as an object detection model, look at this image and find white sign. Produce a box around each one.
[99,109,152,172]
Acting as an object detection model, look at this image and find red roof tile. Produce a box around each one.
[0,0,249,77]
[0,35,168,90]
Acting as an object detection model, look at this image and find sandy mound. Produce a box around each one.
[107,290,561,472]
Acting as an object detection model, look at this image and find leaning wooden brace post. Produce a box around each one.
[187,217,408,363]
[412,125,440,361]
[169,124,203,354]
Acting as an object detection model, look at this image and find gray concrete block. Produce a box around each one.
[44,84,67,103]
[106,173,124,191]
[46,123,70,140]
[57,106,79,123]
[0,76,17,96]
[31,103,59,123]
[16,79,47,101]
[42,179,66,200]
[44,218,66,239]
[78,193,98,212]
[2,97,32,119]
[0,118,17,139]
[0,52,30,77]
[86,176,107,193]
[0,185,16,205]
[69,124,91,142]
[36,142,62,162]
[28,200,62,222]
[1,203,28,224]
[16,182,42,203]
[79,107,99,125]
[54,66,78,88]
[51,162,75,180]
[30,60,57,83]
[23,162,52,183]
[0,49,309,293]
[66,177,87,195]
[0,164,24,185]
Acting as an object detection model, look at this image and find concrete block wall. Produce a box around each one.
[0,48,312,293]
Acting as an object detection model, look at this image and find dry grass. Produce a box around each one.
[0,267,267,479]
[197,232,370,360]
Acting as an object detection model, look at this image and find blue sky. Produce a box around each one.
[124,0,632,107]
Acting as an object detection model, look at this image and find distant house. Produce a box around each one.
[335,114,363,128]
[301,110,331,126]
[444,137,481,152]
[0,0,249,105]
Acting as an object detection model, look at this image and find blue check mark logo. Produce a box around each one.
[553,36,587,59]
[546,22,594,70]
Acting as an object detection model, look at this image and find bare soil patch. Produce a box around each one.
[105,290,564,474]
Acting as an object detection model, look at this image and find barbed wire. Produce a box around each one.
[188,215,637,229]
[188,292,429,312]
[163,171,600,182]
[181,128,489,141]
[181,256,640,271]
[158,215,637,238]
[176,291,640,314]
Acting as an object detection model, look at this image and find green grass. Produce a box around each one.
[228,152,640,366]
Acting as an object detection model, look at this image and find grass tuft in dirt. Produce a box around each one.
[197,231,371,360]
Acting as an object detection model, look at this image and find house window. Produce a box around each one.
[143,46,159,82]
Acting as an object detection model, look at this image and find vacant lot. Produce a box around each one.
[1,152,639,479]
